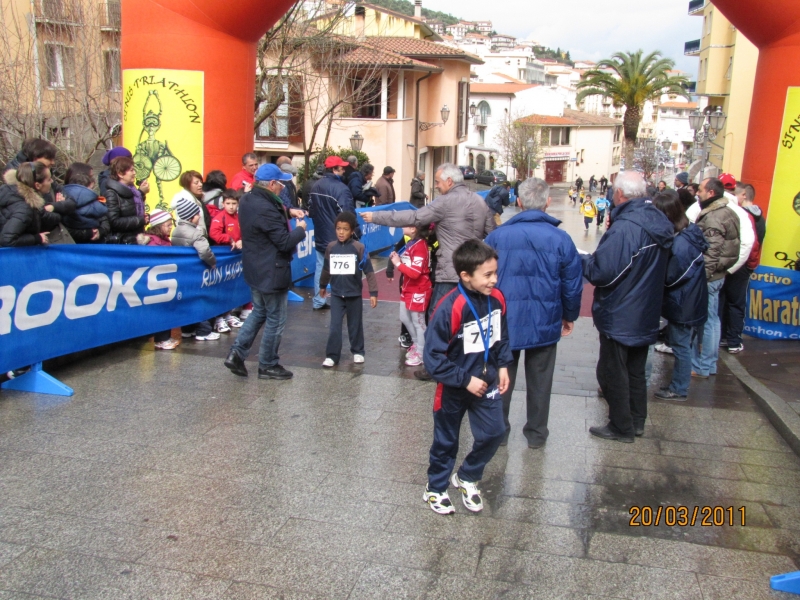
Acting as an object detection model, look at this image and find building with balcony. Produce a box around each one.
[491,34,517,50]
[0,0,121,164]
[686,0,758,176]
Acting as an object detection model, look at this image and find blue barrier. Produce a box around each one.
[743,266,800,340]
[0,245,251,376]
[771,571,800,595]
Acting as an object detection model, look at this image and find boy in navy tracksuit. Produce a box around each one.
[422,239,513,515]
[319,211,378,366]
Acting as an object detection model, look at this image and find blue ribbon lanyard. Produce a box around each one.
[458,283,492,375]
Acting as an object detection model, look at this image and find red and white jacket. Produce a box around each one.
[209,211,241,245]
[396,238,433,312]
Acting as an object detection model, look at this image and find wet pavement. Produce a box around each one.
[1,189,799,598]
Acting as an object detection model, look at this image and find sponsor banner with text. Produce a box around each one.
[744,266,800,340]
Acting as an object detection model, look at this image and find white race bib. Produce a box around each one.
[330,254,356,275]
[462,309,501,354]
[401,254,411,267]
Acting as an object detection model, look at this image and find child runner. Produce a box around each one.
[209,188,245,331]
[594,194,611,229]
[423,239,512,515]
[388,226,432,366]
[319,211,378,366]
[580,194,597,231]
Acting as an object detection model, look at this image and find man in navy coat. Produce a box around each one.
[485,178,583,448]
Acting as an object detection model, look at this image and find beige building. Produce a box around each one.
[0,0,121,165]
[258,4,481,202]
[685,0,758,177]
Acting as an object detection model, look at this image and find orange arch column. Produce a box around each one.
[711,0,800,219]
[121,0,294,180]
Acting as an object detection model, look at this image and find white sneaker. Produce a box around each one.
[405,349,423,366]
[423,485,455,515]
[195,332,221,341]
[654,343,673,355]
[353,354,365,364]
[450,472,483,512]
[154,338,179,350]
[405,344,417,358]
[214,319,231,333]
[226,315,243,328]
[239,309,252,320]
[322,358,335,367]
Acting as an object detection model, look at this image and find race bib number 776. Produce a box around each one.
[330,254,357,275]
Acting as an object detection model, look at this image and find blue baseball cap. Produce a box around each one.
[254,163,293,182]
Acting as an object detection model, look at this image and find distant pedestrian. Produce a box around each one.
[595,194,610,228]
[230,153,258,193]
[582,171,673,442]
[599,175,608,193]
[651,190,708,401]
[674,172,689,191]
[485,178,582,449]
[575,175,583,191]
[589,175,596,192]
[484,181,510,226]
[410,171,427,208]
[279,163,299,209]
[373,166,396,205]
[657,181,667,192]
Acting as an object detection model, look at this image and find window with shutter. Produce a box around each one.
[257,77,303,141]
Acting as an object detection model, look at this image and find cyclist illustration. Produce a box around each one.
[133,90,181,210]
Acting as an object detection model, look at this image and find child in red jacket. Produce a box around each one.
[389,225,432,366]
[209,189,242,247]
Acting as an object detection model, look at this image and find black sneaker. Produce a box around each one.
[398,333,412,348]
[224,350,248,377]
[413,368,432,381]
[589,425,634,443]
[654,389,687,401]
[258,365,293,380]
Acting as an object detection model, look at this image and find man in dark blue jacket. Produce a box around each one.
[484,182,510,226]
[307,156,355,310]
[582,171,673,442]
[225,164,308,381]
[485,178,583,448]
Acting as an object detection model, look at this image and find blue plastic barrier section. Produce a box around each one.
[743,265,800,341]
[771,571,800,595]
[0,245,251,376]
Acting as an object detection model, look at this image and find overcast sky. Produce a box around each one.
[423,0,701,77]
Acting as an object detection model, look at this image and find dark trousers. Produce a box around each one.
[719,267,750,347]
[154,330,171,343]
[596,334,648,437]
[182,320,211,336]
[428,282,458,320]
[501,344,558,445]
[326,295,364,362]
[428,384,505,492]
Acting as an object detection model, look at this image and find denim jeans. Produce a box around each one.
[313,250,328,309]
[667,322,694,396]
[692,278,725,376]
[230,288,288,369]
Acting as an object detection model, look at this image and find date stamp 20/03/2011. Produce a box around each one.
[629,506,746,527]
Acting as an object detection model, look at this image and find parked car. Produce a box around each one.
[476,169,507,186]
[458,165,476,179]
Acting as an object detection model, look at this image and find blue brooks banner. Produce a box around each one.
[0,245,251,374]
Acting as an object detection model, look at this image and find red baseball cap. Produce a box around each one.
[719,173,736,190]
[324,156,349,168]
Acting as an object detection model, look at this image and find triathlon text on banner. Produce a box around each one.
[0,245,250,373]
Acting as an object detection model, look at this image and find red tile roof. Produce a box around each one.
[517,109,622,127]
[335,44,443,71]
[471,83,537,94]
[365,37,483,64]
[659,101,698,109]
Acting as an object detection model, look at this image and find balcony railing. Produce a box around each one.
[688,0,705,15]
[33,0,83,25]
[99,2,121,30]
[684,39,701,56]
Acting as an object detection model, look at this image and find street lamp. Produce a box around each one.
[690,106,727,173]
[349,130,364,152]
[469,102,477,118]
[526,138,534,178]
[661,139,672,151]
[419,105,451,131]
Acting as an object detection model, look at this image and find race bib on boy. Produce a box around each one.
[330,254,356,275]
[462,309,501,354]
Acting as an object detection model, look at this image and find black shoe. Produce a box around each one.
[413,368,432,381]
[634,425,645,437]
[313,304,330,311]
[258,365,293,380]
[589,425,634,443]
[398,333,413,349]
[224,350,248,377]
[527,440,545,449]
[498,433,510,447]
[654,389,687,401]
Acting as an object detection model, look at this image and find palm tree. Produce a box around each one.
[576,50,689,167]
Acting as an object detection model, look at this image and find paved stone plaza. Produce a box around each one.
[1,193,799,598]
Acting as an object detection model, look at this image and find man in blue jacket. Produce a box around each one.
[485,178,583,448]
[224,164,307,380]
[307,156,355,310]
[582,171,673,442]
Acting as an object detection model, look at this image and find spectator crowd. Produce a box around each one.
[0,137,768,516]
